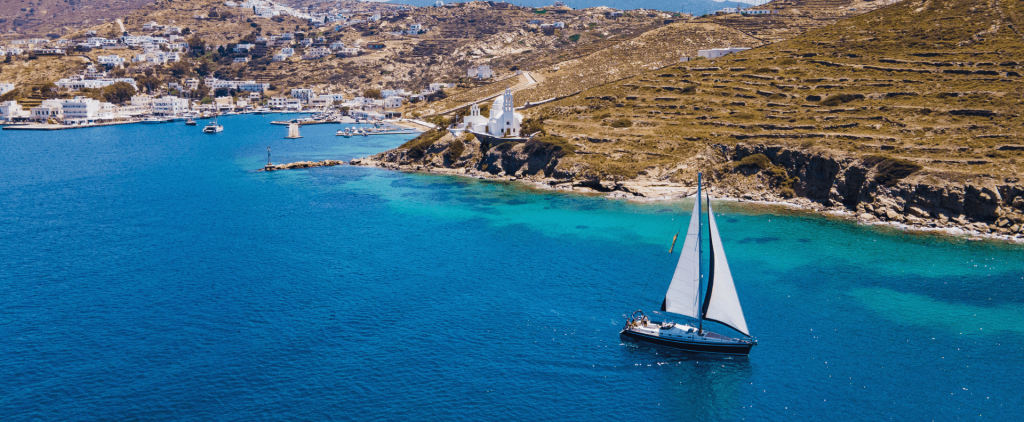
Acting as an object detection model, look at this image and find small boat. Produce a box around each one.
[203,116,223,134]
[185,118,197,126]
[620,172,757,355]
[141,117,166,124]
[285,122,302,138]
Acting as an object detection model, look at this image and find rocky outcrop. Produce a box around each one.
[259,160,345,172]
[730,143,1024,236]
[353,131,571,180]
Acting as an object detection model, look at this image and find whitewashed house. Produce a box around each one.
[290,88,314,102]
[467,64,492,79]
[98,55,125,67]
[237,81,269,92]
[0,101,30,121]
[697,47,750,59]
[153,96,189,116]
[269,96,288,109]
[32,100,65,123]
[383,96,403,109]
[0,83,15,96]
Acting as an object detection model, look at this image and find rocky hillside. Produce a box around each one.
[366,0,1024,239]
[0,0,153,37]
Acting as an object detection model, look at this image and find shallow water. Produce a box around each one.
[1,115,1021,420]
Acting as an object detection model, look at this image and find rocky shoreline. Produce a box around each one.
[349,132,1024,244]
[259,160,345,172]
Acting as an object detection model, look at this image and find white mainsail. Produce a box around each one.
[661,190,702,319]
[703,202,750,336]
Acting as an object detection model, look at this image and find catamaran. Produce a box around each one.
[620,172,756,355]
[203,116,223,134]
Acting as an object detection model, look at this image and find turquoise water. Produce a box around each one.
[1,115,1022,420]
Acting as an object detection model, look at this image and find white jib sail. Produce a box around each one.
[662,193,702,320]
[704,202,750,336]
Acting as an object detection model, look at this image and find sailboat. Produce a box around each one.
[620,173,756,355]
[285,122,302,138]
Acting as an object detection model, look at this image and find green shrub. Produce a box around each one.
[609,118,633,128]
[592,112,611,121]
[521,116,547,136]
[779,58,798,66]
[568,34,581,42]
[534,135,576,156]
[737,153,771,170]
[821,94,864,107]
[401,129,447,160]
[863,155,922,186]
[448,139,465,160]
[780,187,796,198]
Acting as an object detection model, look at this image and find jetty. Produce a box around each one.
[260,160,345,172]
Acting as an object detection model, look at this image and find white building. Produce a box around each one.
[237,81,269,92]
[0,83,14,96]
[381,89,407,98]
[233,57,250,63]
[467,64,492,79]
[461,89,522,138]
[152,96,190,116]
[32,100,64,123]
[428,82,454,92]
[1,101,31,121]
[697,47,751,59]
[291,88,314,101]
[335,47,360,57]
[285,98,303,110]
[97,55,126,67]
[131,94,155,111]
[268,96,288,109]
[384,96,403,109]
[61,97,102,124]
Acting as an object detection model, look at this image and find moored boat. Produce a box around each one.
[203,116,223,133]
[185,118,197,126]
[620,172,757,355]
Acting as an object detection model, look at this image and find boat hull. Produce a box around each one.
[620,329,753,355]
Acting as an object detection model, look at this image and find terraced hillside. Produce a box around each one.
[375,0,1024,236]
[531,0,1024,179]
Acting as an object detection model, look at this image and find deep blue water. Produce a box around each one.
[1,114,1022,421]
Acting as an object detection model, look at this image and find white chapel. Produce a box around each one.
[461,88,523,138]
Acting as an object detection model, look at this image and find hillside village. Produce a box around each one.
[0,0,878,124]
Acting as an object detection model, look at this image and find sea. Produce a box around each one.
[1,114,1022,421]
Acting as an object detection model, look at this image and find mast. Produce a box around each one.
[697,173,703,334]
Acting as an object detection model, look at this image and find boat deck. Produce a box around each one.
[625,322,748,345]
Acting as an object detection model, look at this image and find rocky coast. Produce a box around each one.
[350,131,1024,243]
[259,160,346,172]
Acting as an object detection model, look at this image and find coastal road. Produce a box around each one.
[427,71,538,117]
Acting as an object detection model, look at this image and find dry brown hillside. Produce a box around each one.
[0,0,153,37]
[522,0,1024,180]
